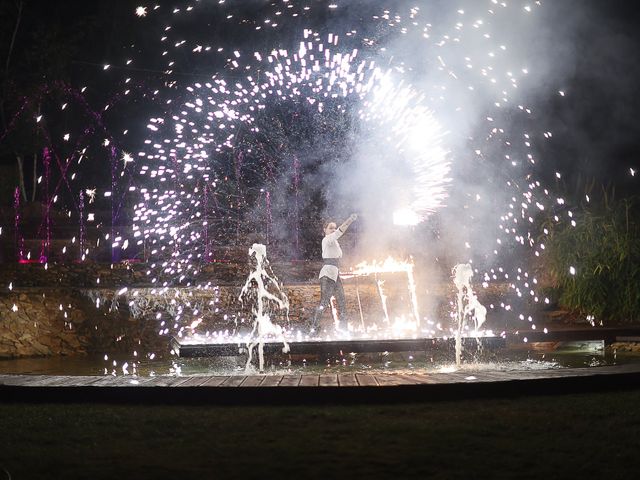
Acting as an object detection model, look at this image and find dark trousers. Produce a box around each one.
[311,276,347,329]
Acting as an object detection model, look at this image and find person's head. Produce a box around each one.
[324,221,337,236]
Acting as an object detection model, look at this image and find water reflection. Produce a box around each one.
[1,341,638,377]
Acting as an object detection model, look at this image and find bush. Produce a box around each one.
[541,197,640,324]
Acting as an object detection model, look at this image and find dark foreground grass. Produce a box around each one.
[1,390,640,480]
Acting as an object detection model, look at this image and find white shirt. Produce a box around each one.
[318,229,344,281]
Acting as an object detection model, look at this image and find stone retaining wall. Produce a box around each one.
[0,290,89,358]
[0,262,512,359]
[0,260,320,288]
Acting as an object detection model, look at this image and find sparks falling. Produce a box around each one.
[4,0,632,370]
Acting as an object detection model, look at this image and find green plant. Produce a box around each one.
[541,196,640,324]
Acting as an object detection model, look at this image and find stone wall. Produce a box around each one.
[0,262,512,359]
[0,259,321,288]
[0,290,88,358]
[79,281,429,354]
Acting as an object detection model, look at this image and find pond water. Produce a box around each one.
[1,341,639,377]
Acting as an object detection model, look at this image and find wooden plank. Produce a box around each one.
[44,376,105,387]
[199,376,228,387]
[5,363,640,392]
[0,375,38,386]
[491,371,548,381]
[447,373,480,384]
[399,373,436,385]
[537,369,580,378]
[117,376,154,386]
[279,375,301,387]
[427,373,466,384]
[260,375,283,387]
[19,375,73,387]
[556,368,599,377]
[389,374,428,385]
[463,372,509,382]
[221,376,247,387]
[337,373,358,386]
[299,375,320,387]
[355,374,379,386]
[375,374,415,386]
[65,375,114,386]
[241,376,265,387]
[319,374,339,387]
[0,375,56,386]
[128,375,170,386]
[463,372,508,383]
[596,364,640,374]
[176,376,211,387]
[142,376,195,387]
[0,375,103,387]
[483,371,529,381]
[86,375,151,387]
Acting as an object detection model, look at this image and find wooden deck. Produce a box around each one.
[2,364,640,404]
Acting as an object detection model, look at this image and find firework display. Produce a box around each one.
[1,1,637,372]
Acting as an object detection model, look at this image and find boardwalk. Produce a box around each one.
[2,363,640,404]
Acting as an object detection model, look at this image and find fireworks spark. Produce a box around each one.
[4,0,623,366]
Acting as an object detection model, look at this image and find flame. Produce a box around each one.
[350,256,415,275]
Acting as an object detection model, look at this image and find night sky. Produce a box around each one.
[1,0,640,190]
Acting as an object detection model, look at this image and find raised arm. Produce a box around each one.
[338,213,358,234]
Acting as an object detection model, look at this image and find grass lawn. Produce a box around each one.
[1,389,639,479]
